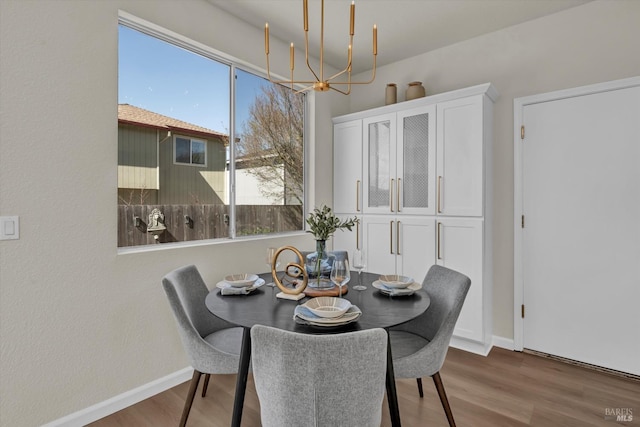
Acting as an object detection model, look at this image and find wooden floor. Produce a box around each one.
[89,347,640,426]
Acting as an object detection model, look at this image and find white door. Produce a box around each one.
[333,120,362,214]
[437,218,484,342]
[521,83,640,375]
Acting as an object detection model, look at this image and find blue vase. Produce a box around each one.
[306,240,334,289]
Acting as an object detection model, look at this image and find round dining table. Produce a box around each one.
[205,271,431,427]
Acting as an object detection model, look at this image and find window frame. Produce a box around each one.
[117,11,310,251]
[173,135,207,167]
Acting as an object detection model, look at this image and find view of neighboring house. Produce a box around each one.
[118,104,287,206]
[118,104,228,205]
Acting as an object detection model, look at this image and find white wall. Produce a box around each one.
[348,0,640,340]
[1,0,639,425]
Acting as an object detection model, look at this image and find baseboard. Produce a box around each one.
[492,335,515,351]
[449,337,492,356]
[42,367,193,427]
[449,335,515,356]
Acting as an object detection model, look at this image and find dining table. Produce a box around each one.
[205,270,431,427]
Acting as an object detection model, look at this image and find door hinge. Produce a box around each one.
[521,125,525,140]
[521,304,525,318]
[521,215,525,228]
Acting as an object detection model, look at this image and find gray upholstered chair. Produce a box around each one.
[162,265,243,427]
[251,325,388,427]
[389,265,471,427]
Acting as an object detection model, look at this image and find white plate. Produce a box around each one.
[223,273,259,288]
[216,278,265,293]
[294,305,361,326]
[302,297,351,318]
[378,274,414,289]
[373,280,422,296]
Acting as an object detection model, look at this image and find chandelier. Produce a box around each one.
[264,0,377,95]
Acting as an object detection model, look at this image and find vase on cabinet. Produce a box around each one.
[406,81,426,100]
[385,83,397,105]
[305,240,334,288]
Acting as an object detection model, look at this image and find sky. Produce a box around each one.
[118,24,268,135]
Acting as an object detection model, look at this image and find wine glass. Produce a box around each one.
[352,249,366,290]
[330,259,350,298]
[265,247,280,287]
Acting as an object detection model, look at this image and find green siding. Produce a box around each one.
[117,124,159,190]
[158,135,227,204]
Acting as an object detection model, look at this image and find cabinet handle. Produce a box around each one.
[397,178,401,212]
[390,221,394,254]
[397,221,401,255]
[437,176,443,213]
[437,221,443,260]
[356,220,360,250]
[390,179,394,212]
[356,180,361,212]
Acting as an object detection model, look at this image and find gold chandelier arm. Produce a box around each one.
[327,54,377,86]
[294,83,317,94]
[326,67,350,83]
[304,25,320,82]
[326,37,353,82]
[330,85,352,95]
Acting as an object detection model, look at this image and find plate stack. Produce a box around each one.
[216,273,265,295]
[294,297,361,327]
[373,275,422,296]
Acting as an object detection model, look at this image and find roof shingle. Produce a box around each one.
[118,104,227,141]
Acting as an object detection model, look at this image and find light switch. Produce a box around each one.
[0,216,19,240]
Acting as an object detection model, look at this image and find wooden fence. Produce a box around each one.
[117,204,303,247]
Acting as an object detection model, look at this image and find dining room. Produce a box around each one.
[1,1,639,426]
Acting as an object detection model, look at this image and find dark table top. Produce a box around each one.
[205,271,430,333]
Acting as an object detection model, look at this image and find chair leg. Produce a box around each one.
[179,370,202,427]
[416,377,424,398]
[432,372,456,427]
[201,374,211,397]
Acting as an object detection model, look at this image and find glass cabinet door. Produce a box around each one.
[363,114,396,213]
[397,105,436,215]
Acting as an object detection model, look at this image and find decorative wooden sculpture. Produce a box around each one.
[271,246,308,298]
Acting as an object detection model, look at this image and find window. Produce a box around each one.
[117,18,306,248]
[175,136,206,166]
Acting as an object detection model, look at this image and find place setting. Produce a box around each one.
[372,274,422,296]
[293,296,362,328]
[216,273,265,296]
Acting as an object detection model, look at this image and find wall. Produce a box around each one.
[0,0,339,425]
[348,0,640,340]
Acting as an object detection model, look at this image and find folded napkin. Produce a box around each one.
[379,283,414,296]
[217,278,265,296]
[220,285,251,296]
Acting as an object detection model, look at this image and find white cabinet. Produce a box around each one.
[333,121,362,214]
[362,105,436,215]
[436,218,486,343]
[331,214,362,257]
[437,96,484,217]
[333,83,497,355]
[362,215,435,282]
